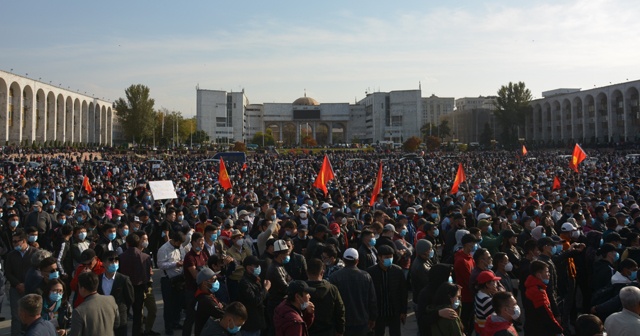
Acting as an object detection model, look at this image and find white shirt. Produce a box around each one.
[157,241,185,278]
[102,273,116,295]
[204,241,216,257]
[604,308,640,336]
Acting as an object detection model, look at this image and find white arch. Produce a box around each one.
[46,92,56,142]
[8,82,22,144]
[36,89,46,143]
[0,78,7,142]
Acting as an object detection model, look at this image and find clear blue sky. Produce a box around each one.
[2,0,638,116]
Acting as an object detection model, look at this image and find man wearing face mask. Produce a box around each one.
[237,255,270,336]
[273,280,316,336]
[193,268,225,336]
[523,260,563,335]
[365,245,407,336]
[98,251,134,336]
[24,201,53,251]
[265,240,292,336]
[157,232,186,336]
[119,233,153,336]
[483,291,520,336]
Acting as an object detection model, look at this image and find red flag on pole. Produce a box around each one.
[569,144,587,173]
[450,163,466,194]
[552,176,561,191]
[370,161,383,207]
[82,175,92,193]
[219,158,233,190]
[313,155,335,196]
[522,145,528,156]
[241,162,247,171]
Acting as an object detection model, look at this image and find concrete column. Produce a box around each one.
[328,123,333,144]
[312,122,316,139]
[623,92,629,141]
[279,122,283,142]
[608,93,614,142]
[295,122,299,145]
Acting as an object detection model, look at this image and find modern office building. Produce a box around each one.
[0,70,113,145]
[442,96,497,144]
[526,80,640,144]
[422,94,454,126]
[196,88,424,145]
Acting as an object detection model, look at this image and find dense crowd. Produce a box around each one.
[2,148,640,336]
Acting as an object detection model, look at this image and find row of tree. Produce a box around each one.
[114,84,209,146]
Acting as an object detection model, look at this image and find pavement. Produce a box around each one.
[0,269,420,336]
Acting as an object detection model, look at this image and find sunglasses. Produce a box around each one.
[107,257,119,262]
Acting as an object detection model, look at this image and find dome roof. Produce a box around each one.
[293,95,319,106]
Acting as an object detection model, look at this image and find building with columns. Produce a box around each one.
[196,88,424,145]
[526,80,640,144]
[0,70,113,146]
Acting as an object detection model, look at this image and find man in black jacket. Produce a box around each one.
[6,229,37,336]
[357,229,377,270]
[236,256,270,336]
[265,239,292,336]
[366,245,407,336]
[329,248,377,336]
[305,258,345,336]
[98,251,134,336]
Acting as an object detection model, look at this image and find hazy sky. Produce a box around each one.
[2,0,639,116]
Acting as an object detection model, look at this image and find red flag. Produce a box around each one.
[552,176,561,191]
[569,144,587,173]
[370,161,383,207]
[82,175,92,193]
[313,155,335,196]
[522,145,528,156]
[218,157,233,190]
[450,163,466,194]
[241,162,247,171]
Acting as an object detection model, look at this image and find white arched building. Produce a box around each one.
[0,70,113,146]
[526,80,640,144]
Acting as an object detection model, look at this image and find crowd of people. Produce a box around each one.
[1,147,640,336]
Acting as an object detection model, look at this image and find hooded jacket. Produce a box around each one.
[306,279,345,336]
[273,300,314,336]
[453,249,475,302]
[481,315,517,336]
[523,275,562,335]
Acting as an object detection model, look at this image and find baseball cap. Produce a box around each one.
[287,280,316,297]
[477,271,501,284]
[80,249,96,264]
[320,203,333,210]
[406,207,416,214]
[478,213,492,221]
[314,224,329,235]
[383,224,397,233]
[343,248,359,260]
[242,255,261,268]
[196,267,218,285]
[561,223,577,232]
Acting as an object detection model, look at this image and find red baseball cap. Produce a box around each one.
[329,223,341,235]
[477,271,501,284]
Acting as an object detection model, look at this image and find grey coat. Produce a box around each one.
[69,293,119,336]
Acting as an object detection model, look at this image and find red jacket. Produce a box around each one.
[454,249,475,302]
[524,275,562,335]
[273,300,314,336]
[482,315,517,336]
[70,260,105,307]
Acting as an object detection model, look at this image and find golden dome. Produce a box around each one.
[293,95,319,106]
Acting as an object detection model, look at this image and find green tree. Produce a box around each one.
[190,130,210,144]
[403,136,422,151]
[425,135,441,151]
[494,81,532,146]
[232,141,247,152]
[114,84,155,144]
[479,122,494,146]
[252,130,275,147]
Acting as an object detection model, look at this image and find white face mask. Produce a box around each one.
[236,238,244,246]
[504,262,513,272]
[529,222,536,229]
[571,231,580,239]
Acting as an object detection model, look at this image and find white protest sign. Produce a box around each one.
[148,180,178,200]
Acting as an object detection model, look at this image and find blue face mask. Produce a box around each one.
[369,238,377,247]
[10,220,19,228]
[123,229,129,237]
[452,299,461,310]
[107,263,119,273]
[78,232,87,241]
[193,210,199,216]
[58,219,66,225]
[107,232,117,241]
[241,226,248,233]
[448,275,454,283]
[429,250,435,259]
[631,271,638,281]
[49,271,60,280]
[534,209,541,216]
[178,216,184,221]
[226,322,241,334]
[418,210,424,216]
[28,235,38,243]
[400,229,407,237]
[542,278,549,285]
[618,243,623,249]
[433,229,440,237]
[512,203,517,209]
[431,213,438,219]
[614,252,620,262]
[270,215,277,221]
[511,215,517,221]
[211,280,220,293]
[472,243,479,253]
[211,233,218,241]
[485,208,491,214]
[14,244,23,251]
[603,213,609,220]
[550,245,557,255]
[49,292,63,303]
[283,255,291,264]
[487,226,493,233]
[383,258,393,267]
[253,266,261,277]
